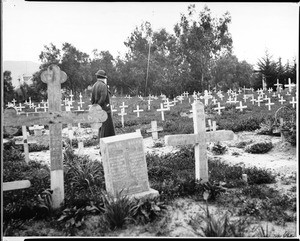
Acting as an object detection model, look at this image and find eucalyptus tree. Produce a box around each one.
[174,4,233,92]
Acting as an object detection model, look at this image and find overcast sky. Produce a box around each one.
[2,1,299,66]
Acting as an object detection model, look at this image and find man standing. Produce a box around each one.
[91,69,116,142]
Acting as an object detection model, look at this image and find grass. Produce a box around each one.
[3,91,297,236]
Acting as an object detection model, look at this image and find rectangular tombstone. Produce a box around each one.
[100,132,159,199]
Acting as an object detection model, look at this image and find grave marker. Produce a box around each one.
[290,97,297,108]
[133,105,144,117]
[214,102,225,115]
[236,101,247,112]
[146,120,163,140]
[278,96,286,105]
[265,98,274,111]
[118,108,127,127]
[100,132,159,199]
[3,65,108,209]
[165,101,234,182]
[156,103,169,121]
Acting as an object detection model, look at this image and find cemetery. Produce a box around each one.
[2,66,297,237]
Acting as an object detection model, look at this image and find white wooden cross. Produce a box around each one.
[278,96,286,105]
[78,92,85,108]
[284,78,296,92]
[268,88,273,93]
[250,95,256,105]
[146,120,163,140]
[119,102,128,112]
[111,105,117,114]
[290,97,297,108]
[265,98,274,111]
[3,65,108,209]
[147,98,153,110]
[243,95,248,103]
[218,93,224,101]
[214,102,225,115]
[238,88,242,94]
[14,126,37,163]
[236,101,247,112]
[164,101,234,182]
[183,91,189,97]
[164,99,174,110]
[157,103,169,121]
[274,79,282,92]
[177,95,184,104]
[118,108,127,127]
[69,90,74,105]
[16,103,26,113]
[256,96,263,107]
[133,105,144,117]
[226,96,235,104]
[12,98,17,106]
[201,90,212,106]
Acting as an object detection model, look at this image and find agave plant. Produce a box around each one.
[100,190,137,230]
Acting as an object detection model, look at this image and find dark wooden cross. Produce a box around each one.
[3,64,108,209]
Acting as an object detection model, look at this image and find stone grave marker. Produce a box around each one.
[146,120,163,140]
[100,132,159,199]
[164,101,235,182]
[3,64,108,209]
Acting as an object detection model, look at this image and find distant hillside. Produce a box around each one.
[3,61,41,87]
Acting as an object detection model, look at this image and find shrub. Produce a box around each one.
[211,142,227,155]
[100,191,137,230]
[244,141,273,154]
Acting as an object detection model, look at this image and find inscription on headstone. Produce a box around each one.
[100,132,158,199]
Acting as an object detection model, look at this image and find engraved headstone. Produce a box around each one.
[100,132,159,199]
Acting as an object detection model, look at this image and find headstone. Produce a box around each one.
[165,101,234,182]
[100,132,159,199]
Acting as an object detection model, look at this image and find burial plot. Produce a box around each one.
[164,101,235,182]
[3,64,108,209]
[100,132,159,199]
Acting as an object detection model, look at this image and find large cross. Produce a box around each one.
[3,65,108,209]
[164,101,234,182]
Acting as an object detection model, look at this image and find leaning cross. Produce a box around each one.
[164,101,234,182]
[3,65,108,209]
[146,120,163,140]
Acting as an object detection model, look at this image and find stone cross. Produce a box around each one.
[164,101,234,182]
[3,65,108,209]
[133,105,144,117]
[156,103,169,121]
[236,101,247,112]
[146,120,163,140]
[214,102,225,115]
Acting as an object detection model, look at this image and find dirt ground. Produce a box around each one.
[27,129,297,237]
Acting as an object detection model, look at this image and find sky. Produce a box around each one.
[2,1,299,67]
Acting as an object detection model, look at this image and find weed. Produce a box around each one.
[244,141,273,154]
[210,141,227,155]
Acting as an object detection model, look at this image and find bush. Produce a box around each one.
[210,142,227,155]
[244,141,273,154]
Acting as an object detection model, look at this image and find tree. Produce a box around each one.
[174,4,233,92]
[256,51,277,89]
[3,70,15,105]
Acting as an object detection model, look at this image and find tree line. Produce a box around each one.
[3,4,297,104]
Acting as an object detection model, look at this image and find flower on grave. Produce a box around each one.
[203,191,210,201]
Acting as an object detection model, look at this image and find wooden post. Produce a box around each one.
[165,101,234,182]
[3,64,108,209]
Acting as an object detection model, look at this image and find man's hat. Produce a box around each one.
[95,69,107,78]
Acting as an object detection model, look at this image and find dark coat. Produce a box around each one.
[91,80,115,138]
